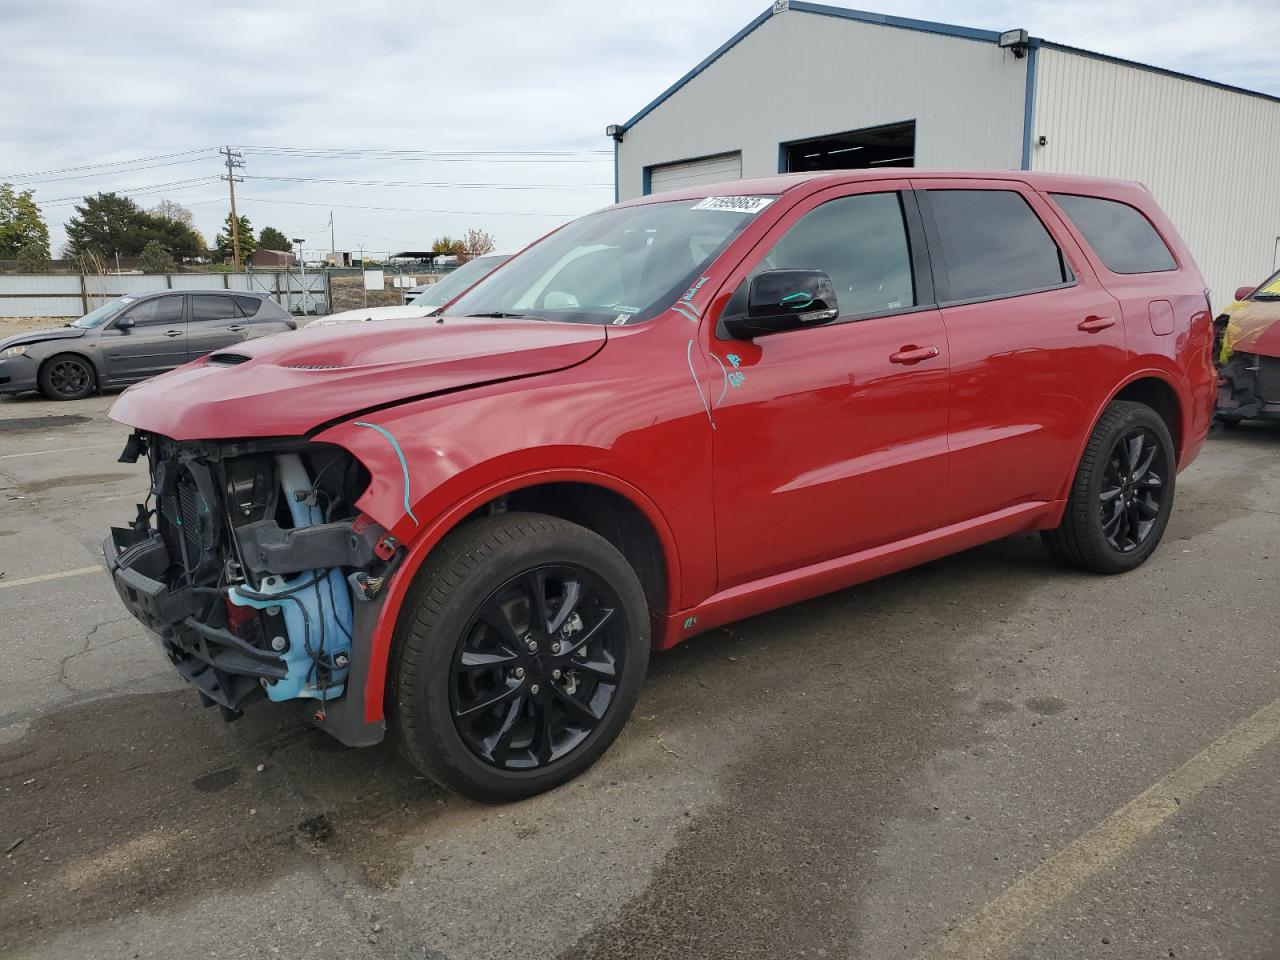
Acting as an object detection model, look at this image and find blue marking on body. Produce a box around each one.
[354,420,420,525]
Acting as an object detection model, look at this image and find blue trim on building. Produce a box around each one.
[642,165,653,196]
[613,139,619,203]
[788,2,1001,43]
[777,142,788,175]
[1040,41,1280,106]
[1020,38,1040,170]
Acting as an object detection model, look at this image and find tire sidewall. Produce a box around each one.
[1080,405,1176,572]
[402,517,650,801]
[39,354,96,401]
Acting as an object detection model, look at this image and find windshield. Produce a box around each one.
[72,296,133,328]
[447,198,771,324]
[1249,268,1280,300]
[414,255,509,308]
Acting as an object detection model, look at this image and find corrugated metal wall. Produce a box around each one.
[1032,47,1280,310]
[618,9,1027,199]
[0,271,329,319]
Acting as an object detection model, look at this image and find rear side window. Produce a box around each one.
[232,295,262,317]
[926,189,1070,302]
[1050,193,1177,274]
[192,295,238,322]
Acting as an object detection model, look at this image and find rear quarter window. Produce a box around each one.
[232,295,262,317]
[1050,193,1177,274]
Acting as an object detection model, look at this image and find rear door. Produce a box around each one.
[187,294,251,360]
[914,179,1125,520]
[100,293,187,381]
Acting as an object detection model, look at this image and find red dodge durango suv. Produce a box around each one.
[104,171,1216,800]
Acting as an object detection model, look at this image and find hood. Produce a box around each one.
[1222,299,1280,360]
[307,303,434,327]
[0,326,86,351]
[108,315,606,440]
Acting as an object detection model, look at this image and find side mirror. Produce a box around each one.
[114,315,135,330]
[1234,285,1257,302]
[722,269,838,340]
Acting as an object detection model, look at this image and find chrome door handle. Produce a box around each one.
[1077,315,1116,333]
[889,345,940,365]
[164,330,183,338]
[227,324,246,332]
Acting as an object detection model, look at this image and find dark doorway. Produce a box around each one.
[783,120,916,173]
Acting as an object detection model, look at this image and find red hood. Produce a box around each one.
[108,316,607,440]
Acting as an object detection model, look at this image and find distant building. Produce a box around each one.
[248,249,297,268]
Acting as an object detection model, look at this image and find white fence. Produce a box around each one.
[0,271,329,319]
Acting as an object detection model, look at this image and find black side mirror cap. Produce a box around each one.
[721,269,838,340]
[114,315,135,330]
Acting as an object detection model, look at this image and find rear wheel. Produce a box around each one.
[1042,401,1176,574]
[38,354,96,400]
[392,512,649,801]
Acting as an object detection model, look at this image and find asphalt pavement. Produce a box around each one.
[1,383,1277,960]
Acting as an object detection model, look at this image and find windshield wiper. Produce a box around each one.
[1251,293,1280,301]
[465,311,547,321]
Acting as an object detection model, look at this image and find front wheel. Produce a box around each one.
[391,512,650,801]
[1042,400,1176,574]
[38,354,96,400]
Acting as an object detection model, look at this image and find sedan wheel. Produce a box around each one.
[39,354,96,400]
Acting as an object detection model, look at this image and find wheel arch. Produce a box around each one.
[37,349,101,393]
[361,468,681,725]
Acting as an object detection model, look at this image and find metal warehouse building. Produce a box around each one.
[611,1,1280,308]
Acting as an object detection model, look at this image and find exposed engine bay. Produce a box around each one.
[104,431,397,739]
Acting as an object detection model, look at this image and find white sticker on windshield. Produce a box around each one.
[690,196,775,214]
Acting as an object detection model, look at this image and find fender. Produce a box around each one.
[1049,362,1194,519]
[352,465,683,725]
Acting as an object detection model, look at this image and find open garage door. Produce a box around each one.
[647,152,742,194]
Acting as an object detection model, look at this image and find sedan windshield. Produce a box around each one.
[72,296,133,328]
[447,198,771,324]
[1250,268,1280,300]
[413,255,510,308]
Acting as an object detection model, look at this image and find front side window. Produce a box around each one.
[1243,267,1280,301]
[122,295,183,326]
[927,189,1070,302]
[192,295,238,322]
[1050,193,1176,274]
[747,191,915,318]
[447,199,765,325]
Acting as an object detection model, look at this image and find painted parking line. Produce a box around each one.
[0,565,104,590]
[920,696,1280,960]
[0,442,121,460]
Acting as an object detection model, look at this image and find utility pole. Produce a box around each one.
[329,210,335,264]
[220,146,245,270]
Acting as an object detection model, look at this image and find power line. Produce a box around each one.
[1,147,218,181]
[38,176,223,207]
[241,145,611,158]
[8,155,220,187]
[233,195,587,217]
[242,174,610,191]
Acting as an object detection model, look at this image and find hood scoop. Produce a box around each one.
[208,352,251,365]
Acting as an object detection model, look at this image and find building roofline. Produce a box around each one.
[617,1,1279,136]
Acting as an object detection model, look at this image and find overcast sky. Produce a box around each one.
[3,0,1276,259]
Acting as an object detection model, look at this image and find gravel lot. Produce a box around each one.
[1,372,1277,960]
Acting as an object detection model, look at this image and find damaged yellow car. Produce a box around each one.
[1215,267,1280,426]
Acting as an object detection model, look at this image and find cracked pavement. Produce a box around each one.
[1,375,1278,960]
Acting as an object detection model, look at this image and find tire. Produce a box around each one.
[391,512,650,801]
[38,353,96,400]
[1217,417,1242,431]
[1042,400,1176,574]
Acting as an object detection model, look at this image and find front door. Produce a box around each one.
[709,183,951,590]
[100,293,187,381]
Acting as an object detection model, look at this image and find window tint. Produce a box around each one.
[1050,193,1176,274]
[122,295,183,326]
[927,190,1069,302]
[232,295,261,316]
[192,295,238,322]
[752,192,915,318]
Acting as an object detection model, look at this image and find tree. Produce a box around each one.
[0,183,50,260]
[15,243,50,273]
[431,235,464,256]
[215,213,256,262]
[64,192,204,261]
[150,199,194,227]
[138,239,176,273]
[461,228,495,264]
[258,226,290,251]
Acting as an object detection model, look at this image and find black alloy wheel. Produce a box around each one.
[1098,427,1168,553]
[40,355,95,400]
[451,564,626,770]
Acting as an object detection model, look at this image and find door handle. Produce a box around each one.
[889,345,940,365]
[164,330,183,338]
[227,324,246,332]
[1077,315,1116,333]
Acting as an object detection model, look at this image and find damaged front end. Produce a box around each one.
[1216,350,1280,424]
[104,431,396,745]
